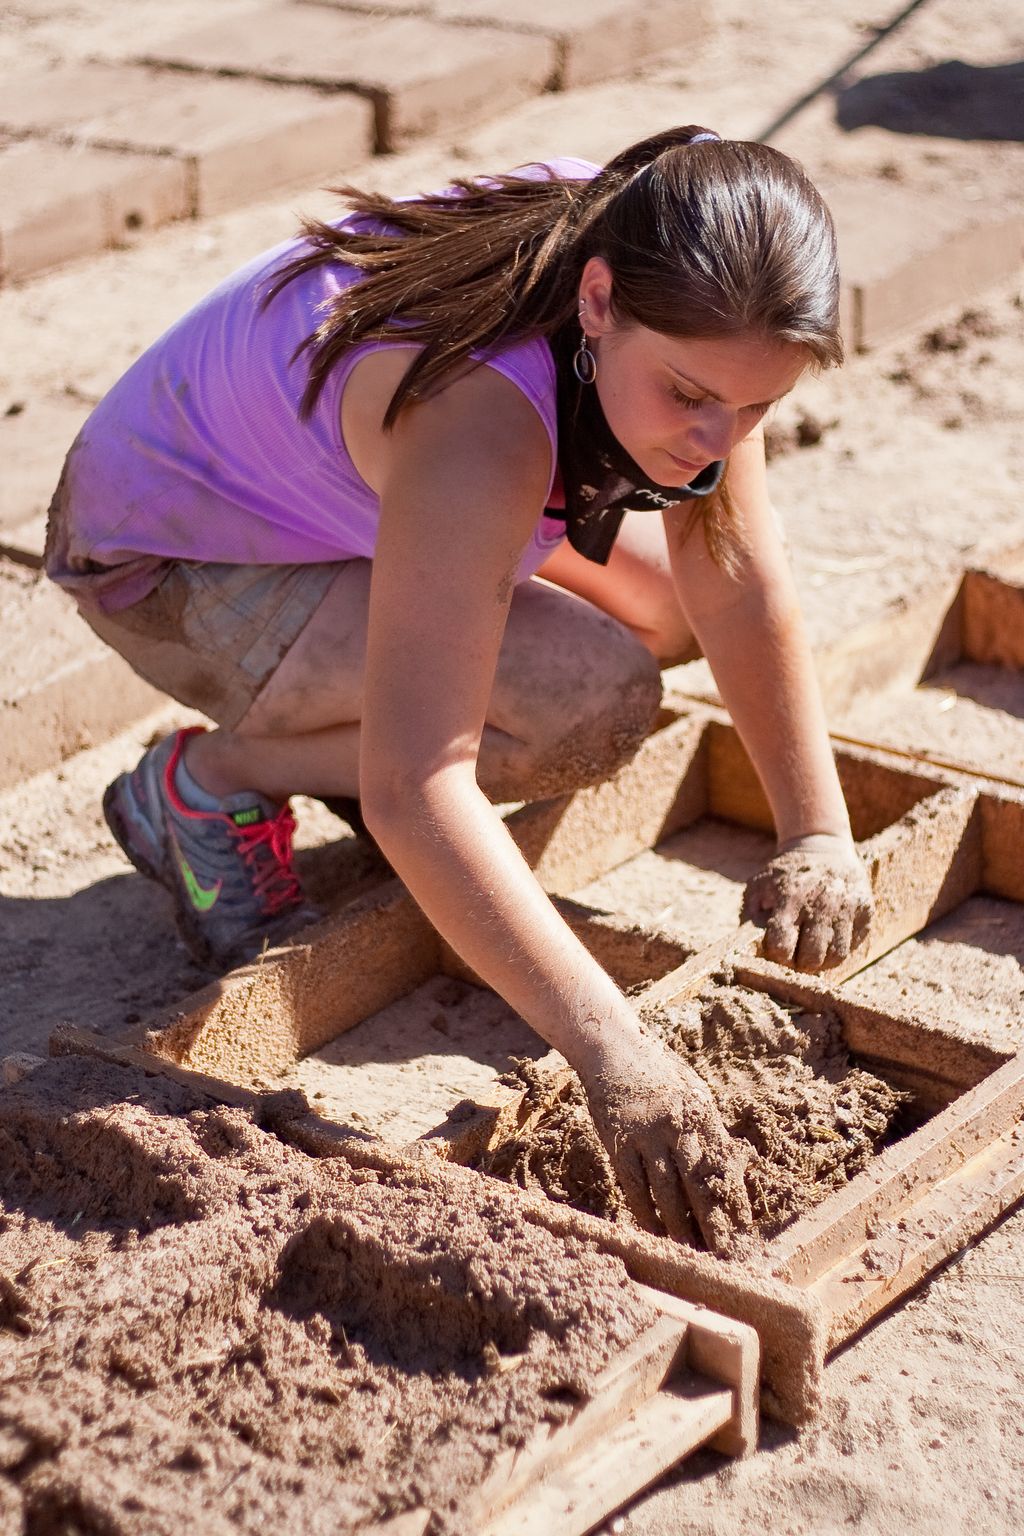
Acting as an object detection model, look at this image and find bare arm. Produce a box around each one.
[361,367,625,1060]
[665,428,872,967]
[359,366,752,1251]
[665,428,849,841]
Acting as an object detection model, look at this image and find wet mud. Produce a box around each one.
[479,982,906,1242]
[0,1054,655,1535]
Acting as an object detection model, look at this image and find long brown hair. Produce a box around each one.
[264,126,842,565]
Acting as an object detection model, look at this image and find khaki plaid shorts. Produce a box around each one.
[81,560,347,729]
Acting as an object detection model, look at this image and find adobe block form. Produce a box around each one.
[719,612,1024,1061]
[832,775,1024,1059]
[465,1286,759,1531]
[820,552,1024,788]
[51,706,1024,1426]
[142,5,551,152]
[503,705,982,988]
[0,62,373,221]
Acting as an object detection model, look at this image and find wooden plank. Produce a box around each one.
[125,881,440,1079]
[809,1120,1024,1349]
[479,1381,734,1536]
[48,1023,262,1110]
[767,1048,1024,1286]
[704,716,950,843]
[836,785,982,976]
[980,787,1024,901]
[829,730,1024,792]
[634,1285,760,1457]
[638,921,762,1008]
[368,1288,752,1533]
[961,568,1024,668]
[473,1311,690,1525]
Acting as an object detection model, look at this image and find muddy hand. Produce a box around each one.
[742,832,873,971]
[578,1035,755,1258]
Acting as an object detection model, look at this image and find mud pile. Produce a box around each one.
[0,1055,655,1535]
[479,1058,630,1225]
[479,983,906,1241]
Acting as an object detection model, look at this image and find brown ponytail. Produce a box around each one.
[264,126,842,566]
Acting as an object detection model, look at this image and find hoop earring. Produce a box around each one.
[573,329,597,385]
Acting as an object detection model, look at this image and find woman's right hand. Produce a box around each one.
[577,1030,755,1259]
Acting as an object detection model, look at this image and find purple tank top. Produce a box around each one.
[50,158,601,612]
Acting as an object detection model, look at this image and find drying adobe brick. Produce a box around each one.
[0,1054,656,1536]
[478,981,906,1241]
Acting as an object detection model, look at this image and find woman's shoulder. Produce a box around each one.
[473,334,557,447]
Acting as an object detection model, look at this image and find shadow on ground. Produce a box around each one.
[0,836,387,1058]
[835,59,1024,141]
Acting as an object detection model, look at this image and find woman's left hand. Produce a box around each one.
[741,833,873,972]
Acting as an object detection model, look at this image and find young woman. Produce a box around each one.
[45,126,873,1256]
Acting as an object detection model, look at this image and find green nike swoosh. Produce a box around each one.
[174,846,223,911]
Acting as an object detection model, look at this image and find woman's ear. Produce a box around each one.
[577,256,616,338]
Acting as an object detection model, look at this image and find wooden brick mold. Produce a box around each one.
[51,707,1024,1430]
[466,1285,759,1533]
[292,1280,758,1535]
[815,550,1024,789]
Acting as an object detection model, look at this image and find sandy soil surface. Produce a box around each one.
[2,0,1024,1532]
[575,819,775,952]
[844,894,1024,1052]
[838,662,1024,781]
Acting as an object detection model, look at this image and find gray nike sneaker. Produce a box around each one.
[102,727,321,968]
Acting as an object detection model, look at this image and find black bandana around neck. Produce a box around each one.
[546,322,724,564]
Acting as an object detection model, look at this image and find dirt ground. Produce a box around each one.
[2,0,1024,1532]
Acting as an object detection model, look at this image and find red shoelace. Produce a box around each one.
[231,805,303,916]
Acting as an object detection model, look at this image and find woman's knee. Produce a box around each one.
[233,559,372,736]
[536,645,661,795]
[485,596,663,801]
